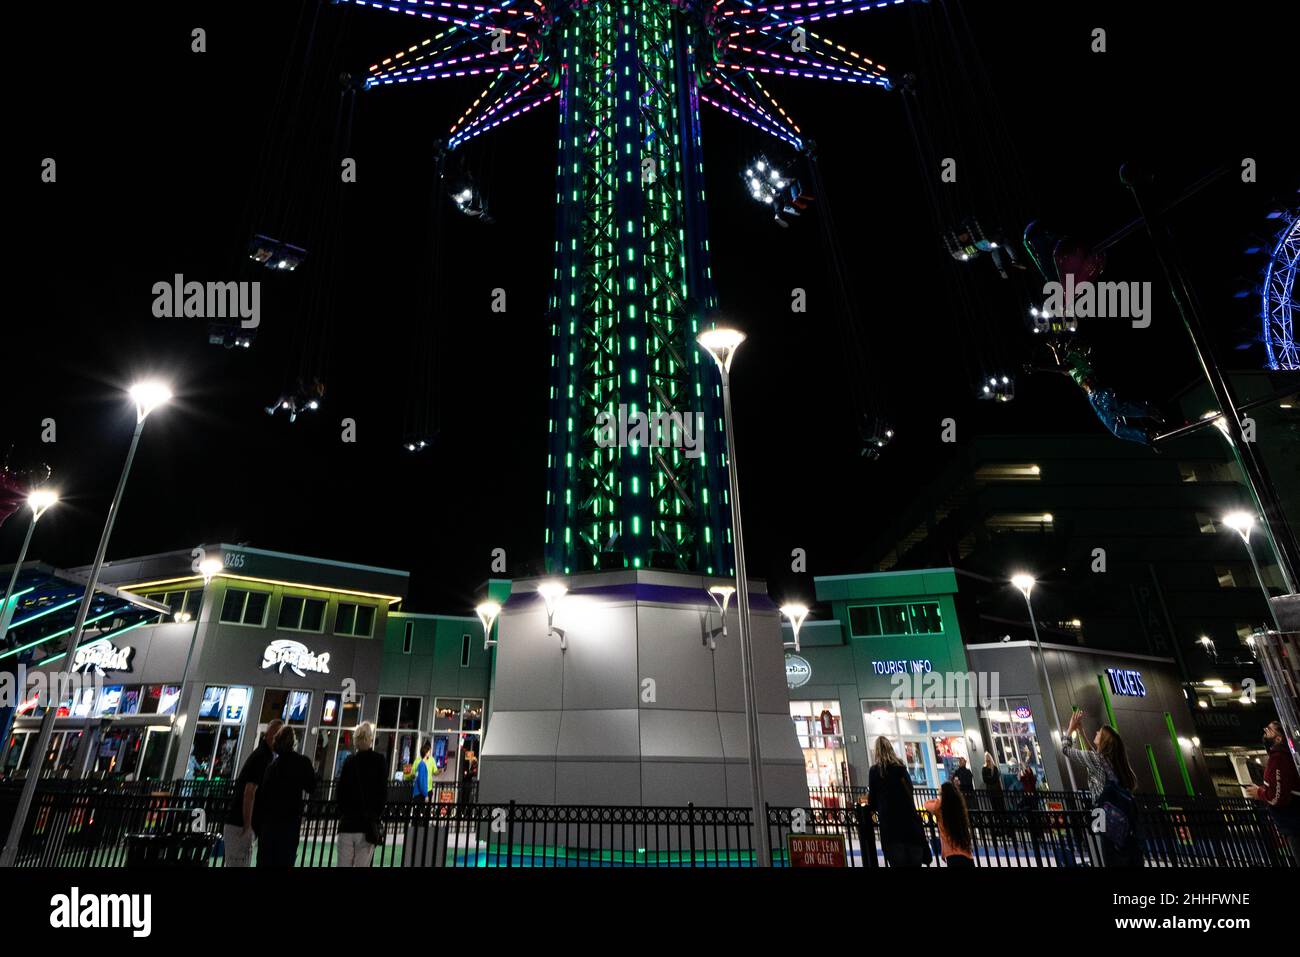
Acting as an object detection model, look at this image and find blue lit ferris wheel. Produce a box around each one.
[1262,209,1299,370]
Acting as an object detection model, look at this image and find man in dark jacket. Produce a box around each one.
[255,725,317,867]
[1252,720,1300,862]
[335,721,388,867]
[952,757,975,796]
[222,719,282,867]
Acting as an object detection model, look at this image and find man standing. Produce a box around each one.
[952,757,975,797]
[1251,720,1300,863]
[223,718,282,867]
[256,725,317,867]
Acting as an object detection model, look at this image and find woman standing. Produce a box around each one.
[867,737,930,867]
[335,721,387,867]
[981,752,1005,813]
[1062,710,1142,866]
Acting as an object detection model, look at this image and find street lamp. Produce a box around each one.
[705,584,735,649]
[779,603,810,653]
[476,601,502,650]
[162,556,222,779]
[537,581,567,650]
[697,325,771,867]
[1010,572,1077,791]
[0,489,59,646]
[2,379,172,868]
[1221,511,1284,631]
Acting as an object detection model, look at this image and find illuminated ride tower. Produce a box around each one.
[349,0,908,810]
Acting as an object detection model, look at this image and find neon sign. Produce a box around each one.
[1105,668,1146,697]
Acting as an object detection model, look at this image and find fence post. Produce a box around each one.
[855,802,877,868]
[505,800,515,869]
[687,802,696,868]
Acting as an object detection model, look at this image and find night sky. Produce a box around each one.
[3,1,1295,613]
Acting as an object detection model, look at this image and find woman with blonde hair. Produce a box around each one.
[866,736,929,867]
[335,721,388,867]
[981,751,1005,812]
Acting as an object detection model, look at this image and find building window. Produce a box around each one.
[314,693,366,779]
[848,601,942,638]
[278,595,326,632]
[219,588,269,626]
[185,685,251,781]
[144,589,204,623]
[981,696,1046,787]
[260,688,312,729]
[431,698,484,795]
[1179,461,1237,483]
[790,700,850,798]
[335,602,376,638]
[460,634,472,668]
[1195,512,1218,534]
[402,621,414,654]
[862,697,971,788]
[375,695,422,781]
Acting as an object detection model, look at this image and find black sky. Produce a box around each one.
[3,0,1295,612]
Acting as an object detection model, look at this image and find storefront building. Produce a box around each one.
[782,567,1214,800]
[781,569,984,796]
[966,641,1212,795]
[4,547,490,791]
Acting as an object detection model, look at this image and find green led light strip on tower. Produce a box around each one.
[544,1,729,576]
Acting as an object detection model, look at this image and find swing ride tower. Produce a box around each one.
[543,0,729,576]
[348,0,903,574]
[347,0,912,812]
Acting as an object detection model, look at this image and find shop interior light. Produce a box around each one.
[779,603,810,652]
[537,581,567,650]
[705,584,735,648]
[476,600,502,650]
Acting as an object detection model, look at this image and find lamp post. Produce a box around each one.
[162,556,222,780]
[697,326,770,867]
[779,603,810,653]
[1010,573,1077,791]
[0,490,59,772]
[705,585,735,649]
[1,380,171,868]
[537,581,567,650]
[0,489,59,645]
[476,601,502,651]
[1222,511,1283,631]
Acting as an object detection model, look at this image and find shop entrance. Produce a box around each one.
[864,698,971,788]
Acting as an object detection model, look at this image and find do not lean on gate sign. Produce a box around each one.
[787,833,847,868]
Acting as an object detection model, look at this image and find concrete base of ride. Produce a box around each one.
[478,569,809,811]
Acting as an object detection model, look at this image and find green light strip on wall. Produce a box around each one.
[1145,744,1165,798]
[1097,673,1118,730]
[1164,711,1195,795]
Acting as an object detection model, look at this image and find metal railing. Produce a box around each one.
[2,781,1292,868]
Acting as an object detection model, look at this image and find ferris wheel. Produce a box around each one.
[1262,209,1299,370]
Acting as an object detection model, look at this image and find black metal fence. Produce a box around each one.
[1,781,1292,868]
